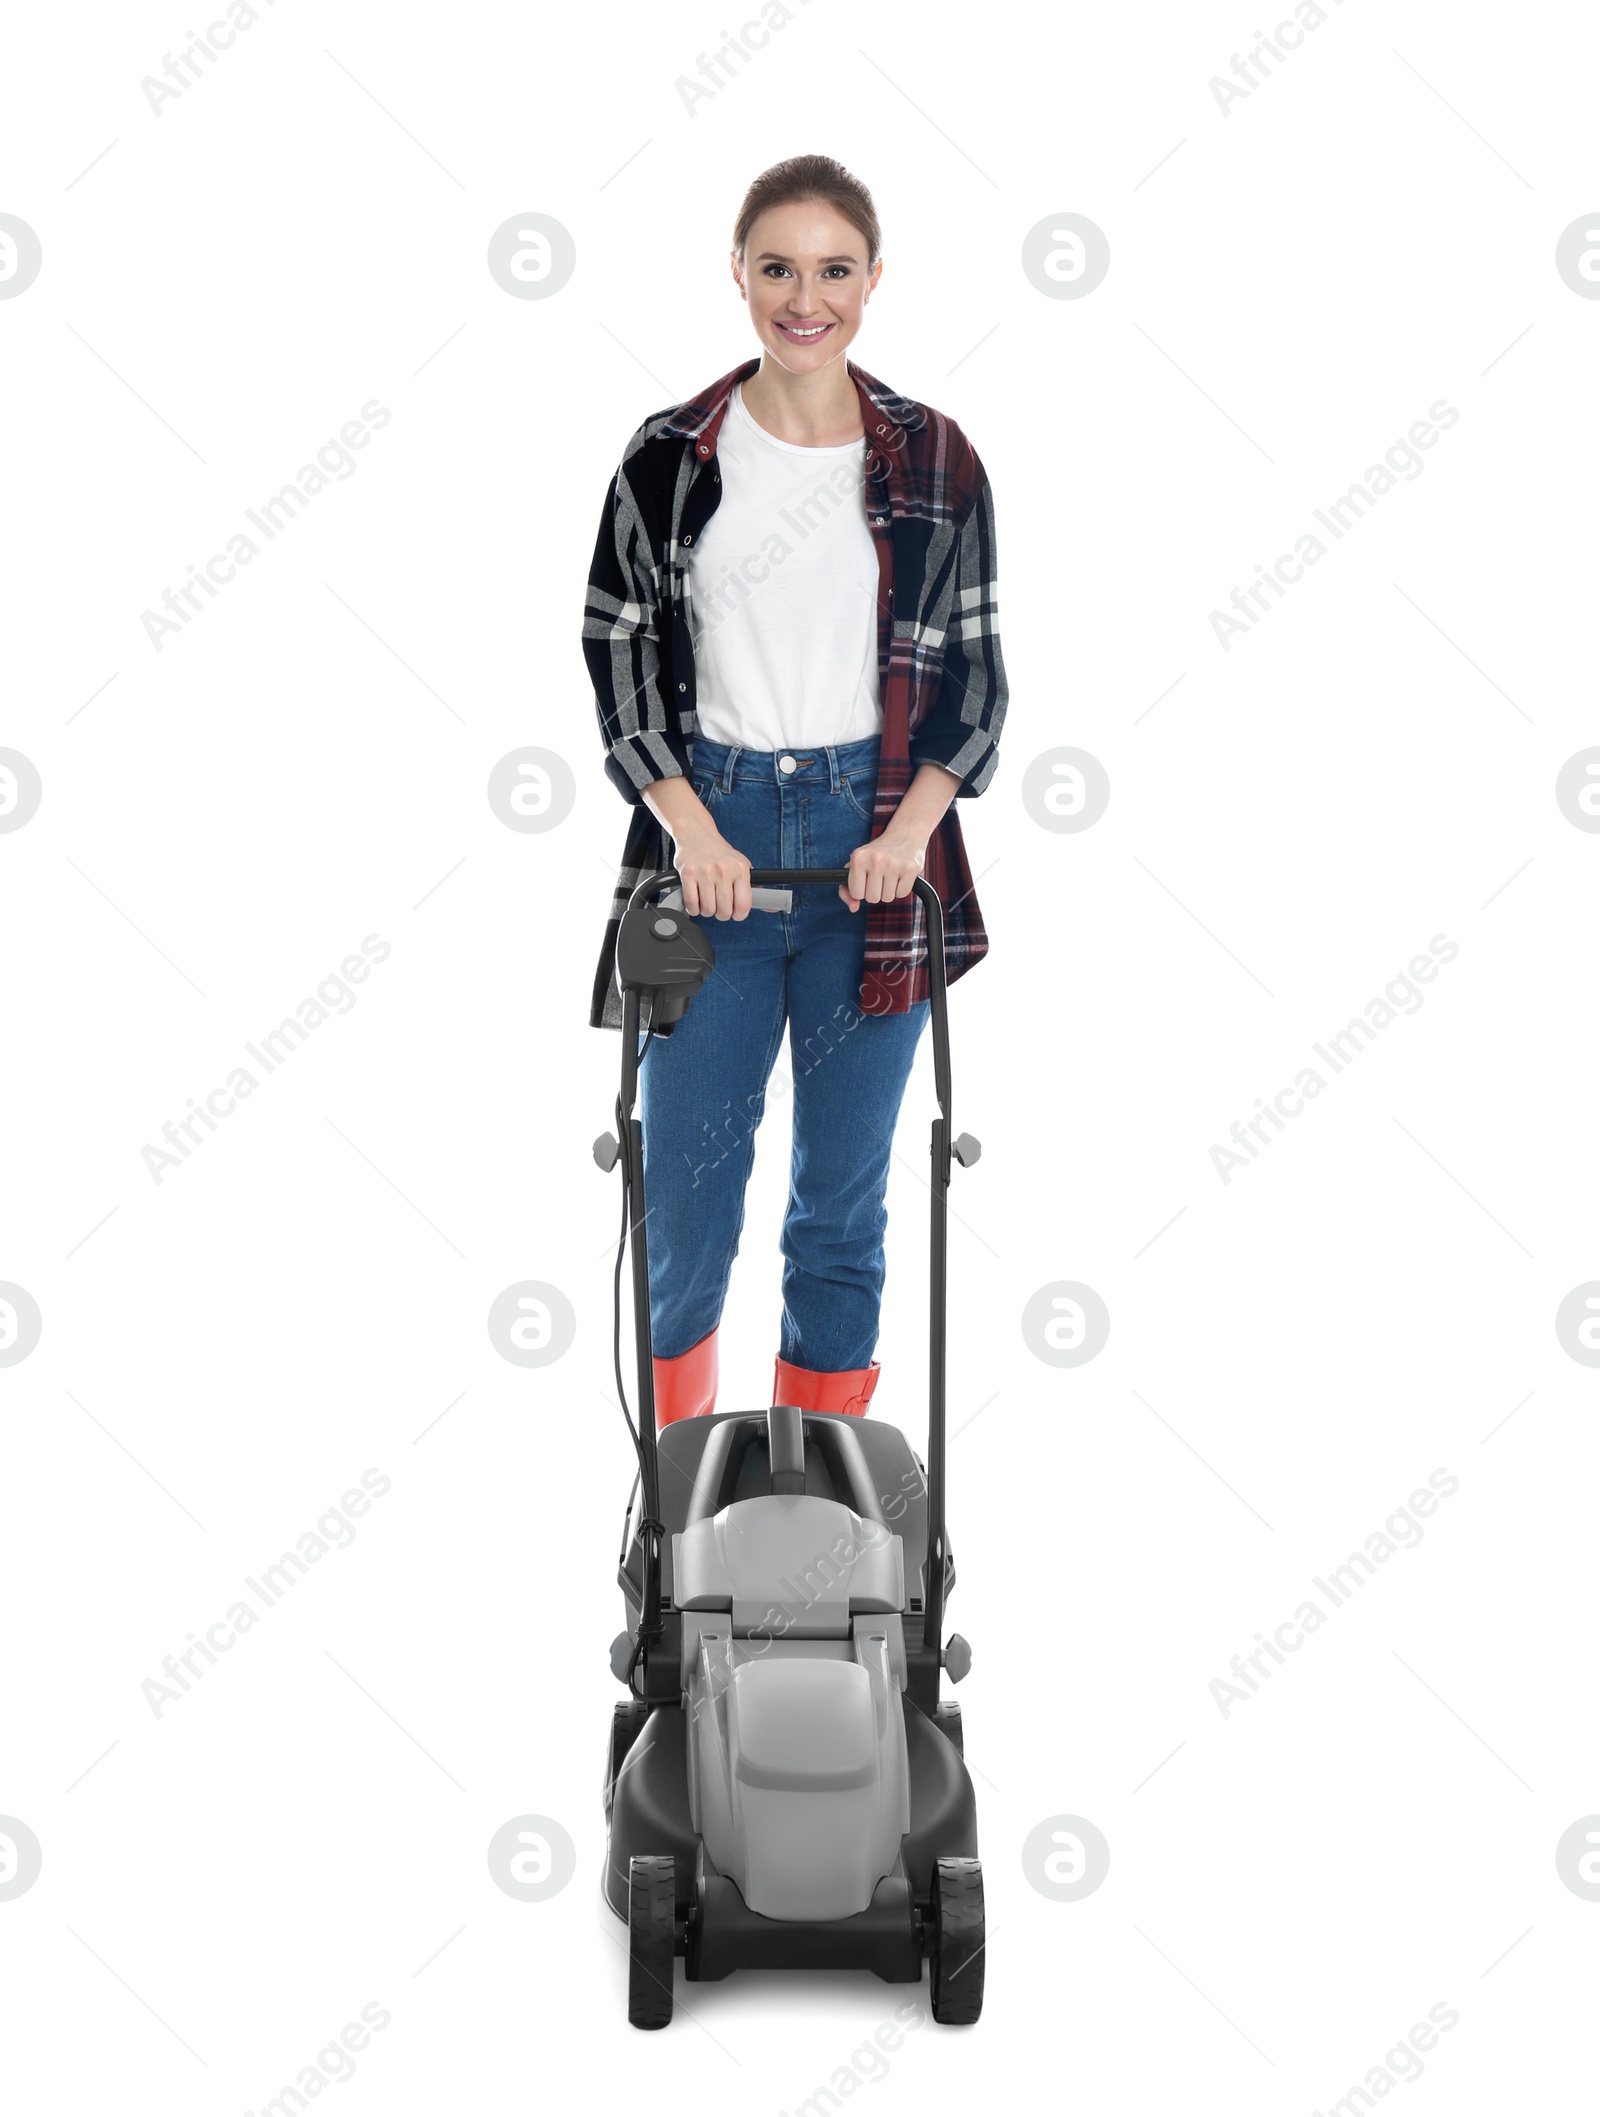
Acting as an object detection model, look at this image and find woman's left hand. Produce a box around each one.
[840,826,927,912]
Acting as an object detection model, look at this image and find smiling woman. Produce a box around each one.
[582,151,1009,1424]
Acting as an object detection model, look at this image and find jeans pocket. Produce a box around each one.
[690,770,719,809]
[840,773,874,822]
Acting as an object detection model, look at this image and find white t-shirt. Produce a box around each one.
[687,382,883,751]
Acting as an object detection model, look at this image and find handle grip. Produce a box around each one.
[657,881,792,914]
[659,869,942,916]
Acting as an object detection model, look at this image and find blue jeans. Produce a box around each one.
[640,736,931,1370]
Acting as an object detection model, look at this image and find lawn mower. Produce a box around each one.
[592,865,985,2028]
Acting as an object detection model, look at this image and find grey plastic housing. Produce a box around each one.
[673,1496,905,1635]
[685,1619,910,1921]
[672,1491,915,1920]
[678,1608,908,1694]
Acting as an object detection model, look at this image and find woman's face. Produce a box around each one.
[734,199,881,371]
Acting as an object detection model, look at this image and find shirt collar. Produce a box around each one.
[660,354,925,464]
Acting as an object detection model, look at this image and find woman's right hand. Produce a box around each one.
[640,773,752,919]
[673,820,752,920]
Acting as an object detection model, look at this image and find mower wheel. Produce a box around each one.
[604,1700,652,1818]
[627,1855,676,2029]
[930,1856,985,2024]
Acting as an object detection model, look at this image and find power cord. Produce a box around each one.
[610,1021,663,1688]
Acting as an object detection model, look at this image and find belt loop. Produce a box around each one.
[722,745,740,793]
[826,745,841,792]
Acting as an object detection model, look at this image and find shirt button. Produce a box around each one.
[683,533,693,545]
[778,754,797,775]
[678,682,687,693]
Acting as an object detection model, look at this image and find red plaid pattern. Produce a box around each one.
[583,355,1007,1026]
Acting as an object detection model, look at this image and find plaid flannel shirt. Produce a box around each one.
[582,354,1007,1028]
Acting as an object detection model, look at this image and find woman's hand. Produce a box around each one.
[641,773,752,919]
[673,819,752,920]
[840,825,926,912]
[839,762,963,911]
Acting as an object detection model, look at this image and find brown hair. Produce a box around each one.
[732,154,881,269]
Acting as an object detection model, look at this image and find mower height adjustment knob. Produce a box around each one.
[593,1131,621,1173]
[941,1633,973,1683]
[951,1133,982,1169]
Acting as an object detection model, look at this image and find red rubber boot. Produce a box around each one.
[772,1353,881,1418]
[653,1325,719,1428]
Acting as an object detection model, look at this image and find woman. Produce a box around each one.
[583,153,1007,1427]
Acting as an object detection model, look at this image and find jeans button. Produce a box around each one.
[778,754,797,775]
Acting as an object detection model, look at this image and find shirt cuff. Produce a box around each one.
[908,723,1000,797]
[605,728,691,804]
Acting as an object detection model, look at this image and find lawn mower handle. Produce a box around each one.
[613,862,967,1647]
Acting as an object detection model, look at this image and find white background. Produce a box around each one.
[4,1,1598,2109]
